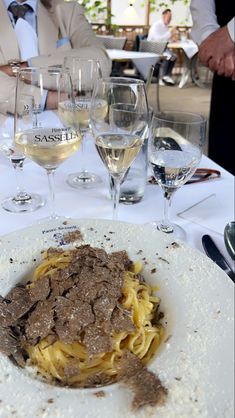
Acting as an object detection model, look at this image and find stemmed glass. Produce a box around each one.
[90,77,149,220]
[14,67,82,219]
[64,57,102,188]
[149,111,206,239]
[0,99,45,212]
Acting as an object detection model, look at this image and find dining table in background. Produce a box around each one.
[168,40,199,88]
[106,49,161,80]
[0,133,234,272]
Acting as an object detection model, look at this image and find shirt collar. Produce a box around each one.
[4,0,38,14]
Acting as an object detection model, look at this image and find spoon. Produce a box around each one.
[224,222,235,261]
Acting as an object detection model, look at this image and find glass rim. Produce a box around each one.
[109,103,149,116]
[64,56,100,63]
[153,111,207,125]
[17,66,66,75]
[99,77,145,86]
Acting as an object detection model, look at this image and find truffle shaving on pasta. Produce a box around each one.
[0,244,167,409]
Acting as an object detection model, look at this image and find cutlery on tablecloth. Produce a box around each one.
[148,168,221,185]
[224,222,235,261]
[202,234,235,283]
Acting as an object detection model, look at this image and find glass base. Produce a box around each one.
[150,220,186,241]
[1,193,45,213]
[119,194,143,204]
[66,171,103,189]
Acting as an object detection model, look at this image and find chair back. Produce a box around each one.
[139,40,167,55]
[96,35,127,50]
[133,34,147,51]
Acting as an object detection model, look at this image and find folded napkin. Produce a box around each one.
[14,18,38,61]
[179,40,198,59]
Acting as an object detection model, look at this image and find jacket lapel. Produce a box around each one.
[0,0,20,62]
[37,1,58,55]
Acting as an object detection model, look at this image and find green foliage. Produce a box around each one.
[80,0,190,28]
[80,0,108,19]
[80,0,118,33]
[140,0,190,12]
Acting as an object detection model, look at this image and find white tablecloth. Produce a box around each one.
[107,49,161,80]
[168,40,198,59]
[0,134,234,268]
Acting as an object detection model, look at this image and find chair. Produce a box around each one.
[97,36,127,77]
[96,35,127,50]
[133,34,147,52]
[139,40,167,55]
[139,40,168,113]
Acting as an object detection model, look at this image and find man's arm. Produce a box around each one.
[190,0,220,45]
[190,0,235,77]
[0,62,28,77]
[199,25,234,73]
[30,2,111,78]
[148,21,170,42]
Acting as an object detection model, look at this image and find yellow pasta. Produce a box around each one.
[26,248,164,387]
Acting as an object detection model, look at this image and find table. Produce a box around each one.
[168,40,198,88]
[0,134,234,270]
[107,49,161,80]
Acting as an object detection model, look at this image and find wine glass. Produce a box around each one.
[0,99,45,212]
[64,57,102,188]
[149,111,206,239]
[90,77,149,220]
[14,67,82,219]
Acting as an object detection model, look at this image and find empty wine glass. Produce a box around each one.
[0,99,45,213]
[90,77,149,220]
[149,111,206,239]
[14,67,82,219]
[64,57,102,188]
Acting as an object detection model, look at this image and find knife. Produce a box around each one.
[202,235,235,283]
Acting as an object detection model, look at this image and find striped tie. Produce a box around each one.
[8,2,32,23]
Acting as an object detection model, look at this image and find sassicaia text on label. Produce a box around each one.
[34,132,78,142]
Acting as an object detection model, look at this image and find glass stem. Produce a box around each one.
[46,168,57,219]
[81,131,88,174]
[160,190,174,233]
[11,158,31,202]
[112,175,122,220]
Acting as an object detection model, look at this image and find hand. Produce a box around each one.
[216,51,235,78]
[199,26,234,71]
[0,64,13,76]
[170,27,178,42]
[46,91,58,110]
[0,61,28,77]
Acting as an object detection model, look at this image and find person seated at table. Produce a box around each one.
[0,0,111,112]
[148,8,177,85]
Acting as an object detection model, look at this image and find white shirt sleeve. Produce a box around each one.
[227,18,235,42]
[190,0,235,45]
[190,0,220,45]
[147,20,171,42]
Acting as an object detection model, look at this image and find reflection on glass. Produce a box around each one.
[14,68,82,219]
[90,77,149,220]
[149,111,206,239]
[64,57,102,188]
[0,99,45,213]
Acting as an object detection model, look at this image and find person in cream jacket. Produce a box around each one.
[0,0,111,112]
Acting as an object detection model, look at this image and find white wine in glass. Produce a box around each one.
[0,99,45,213]
[90,77,149,220]
[14,68,82,219]
[149,111,206,240]
[64,57,103,188]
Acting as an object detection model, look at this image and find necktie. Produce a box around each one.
[8,2,32,23]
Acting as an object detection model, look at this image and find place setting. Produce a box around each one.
[0,67,234,418]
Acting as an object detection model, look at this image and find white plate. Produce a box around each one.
[0,219,234,418]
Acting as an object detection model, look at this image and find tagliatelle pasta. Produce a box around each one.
[25,248,164,387]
